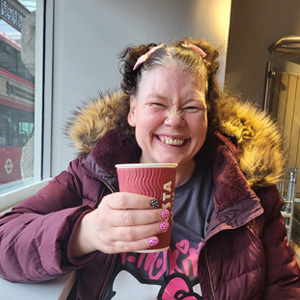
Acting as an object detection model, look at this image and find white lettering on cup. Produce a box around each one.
[163,181,172,192]
[162,181,173,209]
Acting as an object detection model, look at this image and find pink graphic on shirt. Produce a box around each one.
[160,276,202,299]
[120,240,204,280]
[110,239,204,299]
[176,240,189,254]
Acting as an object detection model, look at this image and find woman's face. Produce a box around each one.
[128,66,207,173]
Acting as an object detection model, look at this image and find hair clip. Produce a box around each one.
[181,42,207,58]
[133,43,165,70]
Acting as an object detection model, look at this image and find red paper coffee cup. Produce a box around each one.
[115,163,177,252]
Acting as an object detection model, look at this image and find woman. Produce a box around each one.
[0,38,299,299]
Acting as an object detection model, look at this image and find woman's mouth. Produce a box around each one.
[157,135,186,146]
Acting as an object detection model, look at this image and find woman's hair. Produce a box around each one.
[115,37,222,138]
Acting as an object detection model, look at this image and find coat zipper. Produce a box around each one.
[204,246,216,300]
[98,254,117,300]
[80,163,118,300]
[80,163,116,194]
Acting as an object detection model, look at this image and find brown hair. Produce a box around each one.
[115,37,222,138]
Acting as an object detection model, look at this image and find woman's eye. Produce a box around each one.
[184,106,199,111]
[152,102,166,108]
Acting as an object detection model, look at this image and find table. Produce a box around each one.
[0,272,73,300]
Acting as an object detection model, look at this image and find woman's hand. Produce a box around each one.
[70,192,170,257]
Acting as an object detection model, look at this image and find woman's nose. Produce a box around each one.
[164,110,185,127]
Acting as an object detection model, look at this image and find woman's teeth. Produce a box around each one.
[159,136,185,146]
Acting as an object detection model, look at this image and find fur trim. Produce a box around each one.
[66,90,285,188]
[215,96,286,187]
[65,90,127,156]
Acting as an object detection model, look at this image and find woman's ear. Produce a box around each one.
[128,96,137,127]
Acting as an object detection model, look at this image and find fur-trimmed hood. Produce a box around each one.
[66,90,285,189]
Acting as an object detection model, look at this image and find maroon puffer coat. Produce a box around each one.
[0,130,299,299]
[0,90,300,299]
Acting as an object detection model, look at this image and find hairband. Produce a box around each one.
[133,43,165,70]
[133,42,208,71]
[181,42,207,58]
[181,43,211,66]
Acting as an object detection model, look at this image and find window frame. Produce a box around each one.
[0,0,54,212]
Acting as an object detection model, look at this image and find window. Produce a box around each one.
[0,0,45,202]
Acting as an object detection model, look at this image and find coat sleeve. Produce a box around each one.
[0,158,96,283]
[257,185,300,299]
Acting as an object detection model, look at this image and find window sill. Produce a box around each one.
[0,177,76,299]
[0,179,51,212]
[0,273,72,300]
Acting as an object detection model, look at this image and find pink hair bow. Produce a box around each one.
[133,43,165,70]
[181,43,207,58]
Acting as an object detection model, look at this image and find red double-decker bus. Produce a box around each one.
[0,30,34,184]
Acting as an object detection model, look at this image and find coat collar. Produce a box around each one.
[203,132,264,236]
[81,130,141,191]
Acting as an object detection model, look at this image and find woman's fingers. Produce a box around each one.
[96,192,170,227]
[100,220,169,244]
[104,192,160,210]
[105,207,169,227]
[80,192,171,254]
[100,236,160,254]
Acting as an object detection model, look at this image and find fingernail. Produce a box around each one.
[160,221,169,231]
[150,199,160,208]
[162,209,170,220]
[149,238,159,247]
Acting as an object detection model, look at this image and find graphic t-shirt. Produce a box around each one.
[104,161,214,300]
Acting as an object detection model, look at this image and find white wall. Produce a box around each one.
[51,0,232,176]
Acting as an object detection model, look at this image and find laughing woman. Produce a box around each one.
[0,38,300,300]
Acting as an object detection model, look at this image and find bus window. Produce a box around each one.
[0,39,34,83]
[0,40,17,74]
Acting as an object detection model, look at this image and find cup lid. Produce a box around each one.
[115,163,178,169]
